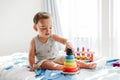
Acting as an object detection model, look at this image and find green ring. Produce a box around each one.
[65,59,75,62]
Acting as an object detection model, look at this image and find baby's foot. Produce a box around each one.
[87,63,97,69]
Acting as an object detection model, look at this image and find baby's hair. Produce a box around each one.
[33,12,51,24]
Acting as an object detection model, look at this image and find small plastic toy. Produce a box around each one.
[113,60,120,67]
[106,59,119,66]
[74,47,94,62]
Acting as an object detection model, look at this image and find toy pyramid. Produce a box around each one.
[62,48,79,74]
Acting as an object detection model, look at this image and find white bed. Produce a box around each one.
[0,52,35,80]
[0,52,120,80]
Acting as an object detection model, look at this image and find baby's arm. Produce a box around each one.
[28,39,35,72]
[52,34,74,52]
[52,34,67,44]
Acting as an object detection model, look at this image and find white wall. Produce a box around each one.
[0,0,43,56]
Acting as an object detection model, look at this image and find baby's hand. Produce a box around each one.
[64,41,74,53]
[29,68,34,72]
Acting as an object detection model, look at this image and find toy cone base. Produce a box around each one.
[61,71,79,74]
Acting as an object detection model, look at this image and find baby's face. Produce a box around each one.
[37,18,53,38]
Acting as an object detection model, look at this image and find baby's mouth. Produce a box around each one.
[45,33,50,35]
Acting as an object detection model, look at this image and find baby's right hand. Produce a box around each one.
[29,68,34,72]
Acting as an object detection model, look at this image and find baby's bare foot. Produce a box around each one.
[88,63,97,69]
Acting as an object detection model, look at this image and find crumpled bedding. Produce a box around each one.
[0,52,120,80]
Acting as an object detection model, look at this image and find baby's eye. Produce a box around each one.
[49,27,52,29]
[40,27,52,30]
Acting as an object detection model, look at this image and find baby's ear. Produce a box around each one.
[33,25,37,31]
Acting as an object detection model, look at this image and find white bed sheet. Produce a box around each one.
[0,52,35,80]
[0,52,120,80]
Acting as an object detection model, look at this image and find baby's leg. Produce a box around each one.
[41,61,63,70]
[76,61,96,69]
[53,55,65,65]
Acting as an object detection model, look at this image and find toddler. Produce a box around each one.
[28,12,96,72]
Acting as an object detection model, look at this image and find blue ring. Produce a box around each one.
[66,55,74,59]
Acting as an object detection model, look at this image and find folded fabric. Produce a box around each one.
[35,69,80,80]
[4,65,13,70]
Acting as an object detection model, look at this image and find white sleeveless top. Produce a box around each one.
[34,35,58,63]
